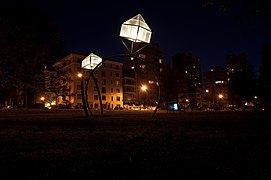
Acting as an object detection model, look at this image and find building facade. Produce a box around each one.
[123,42,167,107]
[171,53,203,109]
[53,53,123,110]
[203,67,229,109]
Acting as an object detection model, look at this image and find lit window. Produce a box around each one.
[131,66,134,69]
[139,54,146,59]
[140,64,146,69]
[159,59,162,63]
[185,71,188,73]
[215,81,224,84]
[148,80,154,84]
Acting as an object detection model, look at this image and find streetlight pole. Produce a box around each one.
[78,72,89,118]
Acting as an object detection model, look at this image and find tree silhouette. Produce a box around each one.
[0,8,63,108]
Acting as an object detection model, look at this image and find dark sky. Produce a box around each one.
[2,1,270,72]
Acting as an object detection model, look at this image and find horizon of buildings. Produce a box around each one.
[36,42,255,111]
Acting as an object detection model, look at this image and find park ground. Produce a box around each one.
[0,109,271,179]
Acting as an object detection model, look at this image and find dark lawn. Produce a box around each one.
[0,110,271,179]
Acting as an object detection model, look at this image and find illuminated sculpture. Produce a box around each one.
[80,14,160,118]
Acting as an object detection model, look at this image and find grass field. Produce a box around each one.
[0,110,270,179]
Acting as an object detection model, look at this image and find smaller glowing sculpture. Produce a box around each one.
[81,53,102,70]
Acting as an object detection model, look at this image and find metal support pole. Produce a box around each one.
[91,72,103,116]
[81,79,89,118]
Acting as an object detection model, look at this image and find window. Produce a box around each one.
[116,88,120,93]
[101,71,105,77]
[77,94,82,99]
[77,85,81,90]
[102,95,106,100]
[94,103,98,108]
[116,72,119,77]
[116,96,121,101]
[139,53,146,59]
[101,79,106,85]
[111,96,114,101]
[102,87,106,93]
[94,95,98,100]
[116,65,119,70]
[140,64,146,69]
[159,58,162,63]
[111,88,113,93]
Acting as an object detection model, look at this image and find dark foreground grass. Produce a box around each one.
[0,110,271,179]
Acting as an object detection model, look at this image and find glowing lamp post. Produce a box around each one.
[81,53,103,117]
[82,53,102,71]
[119,14,160,117]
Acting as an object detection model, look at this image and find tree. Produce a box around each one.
[0,8,63,108]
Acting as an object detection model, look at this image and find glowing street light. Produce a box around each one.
[77,72,83,78]
[119,14,160,117]
[141,84,147,92]
[40,96,45,101]
[218,94,223,99]
[81,53,104,117]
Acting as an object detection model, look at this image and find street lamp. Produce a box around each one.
[120,14,152,54]
[139,84,148,109]
[40,96,45,101]
[120,14,161,117]
[218,94,224,109]
[141,84,147,92]
[81,53,103,117]
[184,99,189,112]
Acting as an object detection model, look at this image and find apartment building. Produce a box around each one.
[53,53,123,109]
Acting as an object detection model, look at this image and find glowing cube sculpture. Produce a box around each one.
[81,53,102,70]
[120,14,152,43]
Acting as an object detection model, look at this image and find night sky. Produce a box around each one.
[2,1,270,72]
